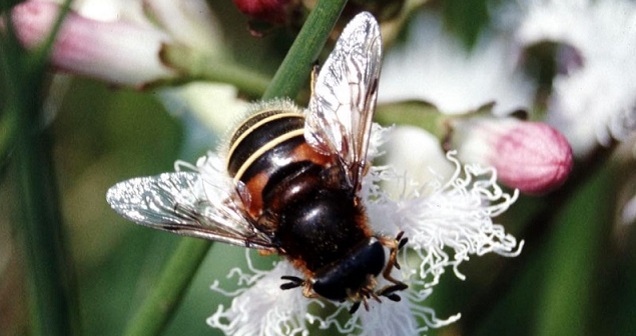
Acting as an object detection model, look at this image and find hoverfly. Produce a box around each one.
[107,12,407,313]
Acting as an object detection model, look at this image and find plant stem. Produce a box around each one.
[122,1,348,335]
[122,239,212,336]
[196,60,270,97]
[14,75,78,336]
[2,0,79,334]
[160,46,271,97]
[263,0,348,100]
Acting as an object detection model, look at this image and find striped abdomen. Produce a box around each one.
[226,109,335,220]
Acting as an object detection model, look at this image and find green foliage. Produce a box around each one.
[2,1,636,335]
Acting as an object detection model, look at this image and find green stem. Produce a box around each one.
[375,101,448,140]
[29,0,72,66]
[14,82,78,336]
[2,0,79,334]
[123,239,211,336]
[263,0,348,100]
[160,46,271,97]
[122,1,348,335]
[0,69,18,171]
[196,60,270,97]
[0,0,70,168]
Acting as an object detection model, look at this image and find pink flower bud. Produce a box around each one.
[493,122,573,194]
[233,0,292,24]
[10,0,176,87]
[454,119,573,194]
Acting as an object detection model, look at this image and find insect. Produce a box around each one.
[106,12,407,313]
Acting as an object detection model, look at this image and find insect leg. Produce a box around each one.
[280,275,319,298]
[280,275,304,290]
[349,301,362,314]
[310,63,320,94]
[376,232,409,299]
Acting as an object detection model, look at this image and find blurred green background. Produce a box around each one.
[2,0,636,335]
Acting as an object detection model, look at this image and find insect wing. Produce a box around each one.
[106,171,276,250]
[305,12,382,190]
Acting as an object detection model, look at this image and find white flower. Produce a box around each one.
[365,154,522,286]
[378,11,534,116]
[207,260,316,336]
[381,126,455,195]
[514,0,636,156]
[195,125,522,335]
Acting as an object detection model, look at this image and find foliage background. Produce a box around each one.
[1,0,635,335]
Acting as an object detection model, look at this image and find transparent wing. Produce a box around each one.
[305,12,382,190]
[106,171,276,250]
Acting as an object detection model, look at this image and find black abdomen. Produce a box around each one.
[226,109,333,219]
[276,186,367,272]
[226,108,371,273]
[227,110,305,181]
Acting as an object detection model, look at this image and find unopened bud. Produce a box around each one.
[453,118,573,194]
[10,0,176,87]
[233,0,292,24]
